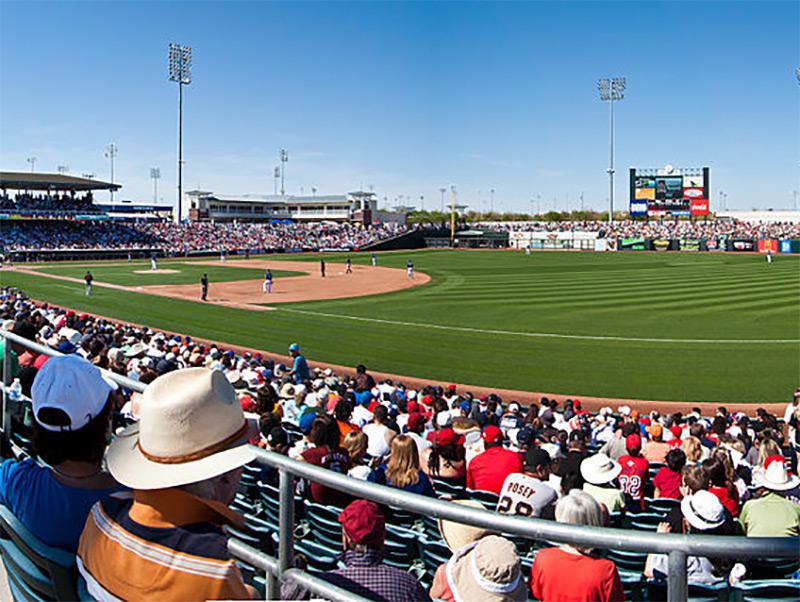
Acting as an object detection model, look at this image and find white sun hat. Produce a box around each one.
[580,453,622,485]
[681,490,726,530]
[106,368,256,490]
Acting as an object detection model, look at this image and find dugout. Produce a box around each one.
[452,229,509,248]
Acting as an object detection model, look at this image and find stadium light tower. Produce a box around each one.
[597,77,626,224]
[105,143,118,202]
[279,149,288,196]
[490,188,495,214]
[26,156,37,173]
[57,165,69,174]
[169,43,192,223]
[439,187,447,212]
[150,168,161,203]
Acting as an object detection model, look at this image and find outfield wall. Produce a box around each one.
[508,231,800,253]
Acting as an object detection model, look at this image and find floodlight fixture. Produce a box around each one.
[796,67,800,83]
[57,165,69,174]
[168,43,193,223]
[597,76,627,223]
[26,156,37,172]
[168,43,192,85]
[150,167,161,203]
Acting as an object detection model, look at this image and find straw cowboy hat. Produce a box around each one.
[580,453,622,485]
[757,456,800,491]
[445,535,527,602]
[107,368,256,490]
[438,500,493,553]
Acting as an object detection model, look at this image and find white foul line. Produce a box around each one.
[278,308,800,345]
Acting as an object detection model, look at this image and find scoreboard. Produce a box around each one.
[629,165,710,217]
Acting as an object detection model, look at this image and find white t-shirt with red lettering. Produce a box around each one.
[496,472,557,518]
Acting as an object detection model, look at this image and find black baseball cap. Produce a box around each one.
[268,426,289,447]
[524,447,551,471]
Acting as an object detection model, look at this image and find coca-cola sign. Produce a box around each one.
[690,199,709,216]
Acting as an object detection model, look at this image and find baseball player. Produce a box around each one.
[220,248,226,262]
[371,253,377,267]
[263,269,273,294]
[84,271,93,296]
[345,256,352,274]
[320,259,326,278]
[150,252,158,272]
[525,246,531,256]
[407,259,414,279]
[766,248,773,265]
[200,273,209,301]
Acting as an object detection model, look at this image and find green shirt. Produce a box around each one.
[584,483,626,514]
[738,492,800,537]
[0,340,19,382]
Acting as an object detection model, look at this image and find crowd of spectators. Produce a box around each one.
[0,285,798,600]
[0,220,407,253]
[478,219,800,240]
[0,192,99,214]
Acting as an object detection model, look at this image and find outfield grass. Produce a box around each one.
[34,261,302,286]
[2,249,798,403]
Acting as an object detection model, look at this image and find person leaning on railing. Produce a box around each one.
[0,355,125,553]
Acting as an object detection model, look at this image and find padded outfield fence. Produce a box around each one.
[1,329,797,602]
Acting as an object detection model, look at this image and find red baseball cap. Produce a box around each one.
[482,425,504,444]
[406,413,426,431]
[625,434,642,451]
[447,384,457,392]
[406,401,421,414]
[478,395,488,402]
[421,395,434,406]
[433,427,458,447]
[669,425,682,438]
[338,500,385,547]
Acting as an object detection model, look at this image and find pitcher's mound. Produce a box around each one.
[133,269,180,274]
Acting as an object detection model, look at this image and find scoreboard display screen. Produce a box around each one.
[629,167,709,217]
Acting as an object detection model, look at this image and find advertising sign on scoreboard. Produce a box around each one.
[630,166,709,217]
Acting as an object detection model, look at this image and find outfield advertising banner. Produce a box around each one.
[630,201,648,216]
[620,237,646,251]
[706,237,725,252]
[779,240,797,254]
[757,240,778,253]
[651,239,672,251]
[729,239,755,252]
[680,239,701,251]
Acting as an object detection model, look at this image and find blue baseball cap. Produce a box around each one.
[289,343,300,352]
[459,400,472,413]
[299,410,318,434]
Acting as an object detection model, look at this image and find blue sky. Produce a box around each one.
[1,1,798,213]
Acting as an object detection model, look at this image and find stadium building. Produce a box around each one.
[184,189,381,224]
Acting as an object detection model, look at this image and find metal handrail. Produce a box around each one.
[1,328,798,602]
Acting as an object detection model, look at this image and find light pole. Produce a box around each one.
[420,195,425,211]
[279,149,288,196]
[598,76,626,224]
[439,187,446,213]
[312,186,317,197]
[150,168,161,203]
[450,185,457,246]
[273,166,280,195]
[169,43,192,223]
[490,188,495,214]
[57,165,69,174]
[26,156,37,173]
[105,143,117,202]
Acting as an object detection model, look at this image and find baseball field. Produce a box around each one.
[1,249,798,404]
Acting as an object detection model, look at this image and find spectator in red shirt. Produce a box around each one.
[618,434,650,511]
[466,426,522,494]
[299,415,352,507]
[654,448,687,500]
[530,490,624,602]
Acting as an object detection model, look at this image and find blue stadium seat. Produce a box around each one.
[431,478,465,499]
[732,579,800,601]
[746,558,800,581]
[645,497,681,515]
[465,488,500,510]
[383,525,422,570]
[0,504,78,601]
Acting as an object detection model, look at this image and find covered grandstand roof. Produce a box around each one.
[0,171,121,191]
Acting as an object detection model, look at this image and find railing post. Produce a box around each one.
[667,550,688,602]
[272,468,295,598]
[2,333,10,436]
